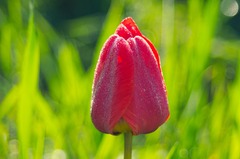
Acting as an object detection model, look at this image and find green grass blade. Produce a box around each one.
[17,13,39,159]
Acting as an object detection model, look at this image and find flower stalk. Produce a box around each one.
[124,132,132,159]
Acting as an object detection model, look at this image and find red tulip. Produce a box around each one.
[91,17,169,135]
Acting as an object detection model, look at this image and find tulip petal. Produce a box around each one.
[142,35,161,68]
[91,35,134,134]
[115,17,142,39]
[122,36,169,135]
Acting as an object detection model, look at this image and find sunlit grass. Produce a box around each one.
[0,0,240,158]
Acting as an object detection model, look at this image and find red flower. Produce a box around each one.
[91,17,169,135]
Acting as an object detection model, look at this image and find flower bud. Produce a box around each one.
[91,17,169,135]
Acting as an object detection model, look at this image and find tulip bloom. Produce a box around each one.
[91,17,169,135]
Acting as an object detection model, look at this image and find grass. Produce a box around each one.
[0,0,240,158]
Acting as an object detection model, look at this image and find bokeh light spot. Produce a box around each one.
[221,0,239,17]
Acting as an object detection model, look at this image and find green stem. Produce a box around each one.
[124,132,132,159]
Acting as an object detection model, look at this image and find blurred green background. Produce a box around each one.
[0,0,240,158]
